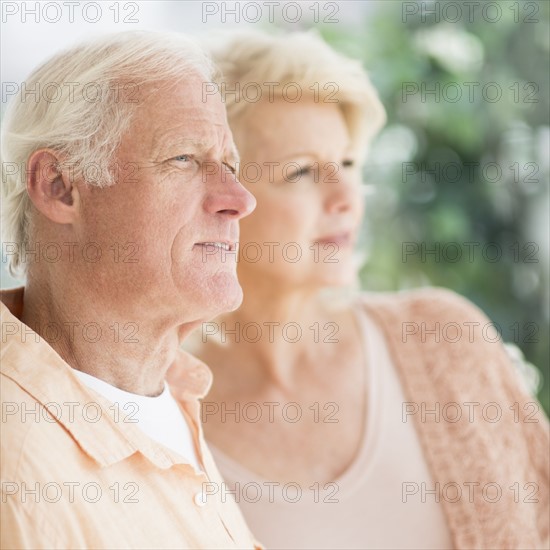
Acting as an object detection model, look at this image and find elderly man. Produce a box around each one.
[0,32,260,548]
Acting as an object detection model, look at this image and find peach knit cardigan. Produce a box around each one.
[362,288,549,549]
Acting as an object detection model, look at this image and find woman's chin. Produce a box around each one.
[290,273,357,293]
[313,263,359,288]
[319,275,357,289]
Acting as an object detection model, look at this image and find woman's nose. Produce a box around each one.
[323,166,360,214]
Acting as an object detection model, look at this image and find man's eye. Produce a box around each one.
[174,154,191,162]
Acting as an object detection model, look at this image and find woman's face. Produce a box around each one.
[233,97,365,289]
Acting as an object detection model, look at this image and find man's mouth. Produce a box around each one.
[194,242,235,252]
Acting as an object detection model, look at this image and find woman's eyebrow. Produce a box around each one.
[268,151,320,164]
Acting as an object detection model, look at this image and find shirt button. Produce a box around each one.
[194,491,207,507]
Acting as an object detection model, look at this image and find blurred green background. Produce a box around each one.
[2,1,548,414]
[317,1,549,414]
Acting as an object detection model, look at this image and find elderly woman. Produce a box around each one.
[193,30,550,549]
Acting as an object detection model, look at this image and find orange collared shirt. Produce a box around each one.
[0,288,262,549]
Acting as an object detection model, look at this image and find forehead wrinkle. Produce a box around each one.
[147,111,236,167]
[227,142,240,165]
[205,123,239,164]
[152,117,227,146]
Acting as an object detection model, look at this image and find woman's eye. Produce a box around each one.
[287,166,313,181]
[342,159,355,168]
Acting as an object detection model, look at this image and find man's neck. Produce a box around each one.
[19,278,180,396]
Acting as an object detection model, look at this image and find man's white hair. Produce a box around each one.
[203,29,386,159]
[1,31,216,277]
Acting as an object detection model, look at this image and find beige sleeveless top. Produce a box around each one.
[208,303,454,549]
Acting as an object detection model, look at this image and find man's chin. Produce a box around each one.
[216,284,243,313]
[200,273,243,316]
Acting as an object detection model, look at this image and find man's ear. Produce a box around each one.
[26,149,80,224]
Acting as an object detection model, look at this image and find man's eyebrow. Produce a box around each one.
[166,138,211,151]
[151,129,211,152]
[153,131,239,165]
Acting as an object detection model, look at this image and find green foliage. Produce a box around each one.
[321,1,550,413]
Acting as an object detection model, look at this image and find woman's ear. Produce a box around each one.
[26,149,80,224]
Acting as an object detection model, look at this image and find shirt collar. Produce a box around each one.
[0,287,212,469]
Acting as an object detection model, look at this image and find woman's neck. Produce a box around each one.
[198,282,353,394]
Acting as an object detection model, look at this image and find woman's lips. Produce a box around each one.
[314,232,353,248]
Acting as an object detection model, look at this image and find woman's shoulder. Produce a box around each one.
[355,285,489,325]
[353,286,517,393]
[354,286,545,408]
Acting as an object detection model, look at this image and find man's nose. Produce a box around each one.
[203,163,256,219]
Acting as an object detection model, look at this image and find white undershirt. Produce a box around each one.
[72,369,202,473]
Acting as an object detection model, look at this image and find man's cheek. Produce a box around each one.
[166,225,196,263]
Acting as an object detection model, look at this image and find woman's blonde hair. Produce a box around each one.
[205,28,386,158]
